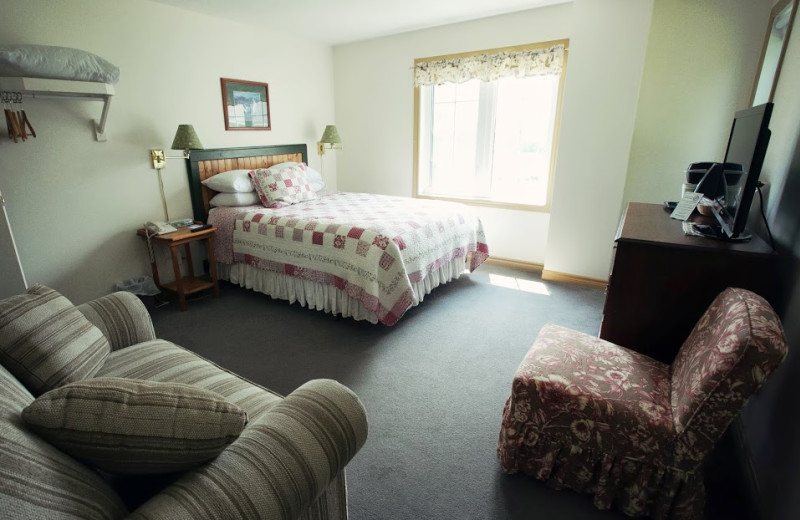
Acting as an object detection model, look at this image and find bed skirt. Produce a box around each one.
[217,255,471,324]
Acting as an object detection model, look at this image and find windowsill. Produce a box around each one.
[414,193,550,212]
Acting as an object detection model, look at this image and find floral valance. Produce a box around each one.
[414,44,565,86]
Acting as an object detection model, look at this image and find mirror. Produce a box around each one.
[751,0,797,106]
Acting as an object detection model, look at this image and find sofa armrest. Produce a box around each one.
[127,379,368,520]
[78,291,156,351]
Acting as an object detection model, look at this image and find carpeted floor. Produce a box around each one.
[146,264,627,519]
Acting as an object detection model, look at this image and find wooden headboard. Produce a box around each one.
[186,144,308,222]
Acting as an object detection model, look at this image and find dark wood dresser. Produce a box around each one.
[600,202,777,363]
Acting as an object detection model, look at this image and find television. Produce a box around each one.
[699,103,773,241]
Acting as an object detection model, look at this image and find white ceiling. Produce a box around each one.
[147,0,571,45]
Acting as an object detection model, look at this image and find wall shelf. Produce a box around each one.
[0,76,115,141]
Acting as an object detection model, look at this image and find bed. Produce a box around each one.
[186,144,489,325]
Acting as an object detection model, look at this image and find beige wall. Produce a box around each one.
[0,0,336,303]
[333,1,656,272]
[542,0,653,280]
[334,0,776,281]
[0,0,781,301]
[623,0,772,205]
[0,190,27,298]
[332,3,577,264]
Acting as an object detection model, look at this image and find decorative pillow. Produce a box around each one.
[250,165,318,208]
[201,169,254,193]
[22,377,248,475]
[0,284,110,396]
[269,162,325,192]
[0,366,129,519]
[209,191,260,207]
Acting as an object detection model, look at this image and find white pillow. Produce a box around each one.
[209,191,260,207]
[304,165,325,192]
[269,162,301,170]
[269,162,324,192]
[201,169,254,193]
[0,45,120,83]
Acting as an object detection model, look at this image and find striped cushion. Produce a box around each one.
[0,284,110,395]
[77,291,156,352]
[22,377,248,475]
[128,379,368,520]
[95,339,283,421]
[0,365,128,520]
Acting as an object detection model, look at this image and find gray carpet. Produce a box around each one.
[147,264,629,519]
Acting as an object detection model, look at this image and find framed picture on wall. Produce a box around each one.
[750,0,797,106]
[220,78,271,130]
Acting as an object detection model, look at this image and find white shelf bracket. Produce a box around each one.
[93,96,112,142]
[0,77,116,142]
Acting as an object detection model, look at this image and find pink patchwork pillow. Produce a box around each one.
[249,165,318,208]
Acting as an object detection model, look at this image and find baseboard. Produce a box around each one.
[541,269,608,290]
[484,257,543,273]
[484,259,608,290]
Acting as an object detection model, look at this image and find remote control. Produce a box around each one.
[190,224,212,233]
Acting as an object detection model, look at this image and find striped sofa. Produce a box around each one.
[0,287,369,520]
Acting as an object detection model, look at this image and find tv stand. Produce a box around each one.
[600,203,777,363]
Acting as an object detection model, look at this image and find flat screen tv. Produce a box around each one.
[708,103,773,241]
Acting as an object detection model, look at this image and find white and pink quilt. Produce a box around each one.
[209,192,489,325]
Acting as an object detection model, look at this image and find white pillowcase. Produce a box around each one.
[201,169,254,193]
[209,191,260,207]
[304,165,325,192]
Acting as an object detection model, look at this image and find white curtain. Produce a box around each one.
[414,44,565,86]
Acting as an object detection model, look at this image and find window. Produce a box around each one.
[414,41,568,210]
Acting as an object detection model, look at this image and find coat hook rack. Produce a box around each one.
[1,90,35,143]
[0,77,114,142]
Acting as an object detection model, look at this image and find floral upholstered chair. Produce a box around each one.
[497,287,788,519]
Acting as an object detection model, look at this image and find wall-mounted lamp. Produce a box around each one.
[148,149,170,221]
[148,124,204,221]
[150,149,166,170]
[149,124,204,169]
[317,125,342,155]
[171,124,204,159]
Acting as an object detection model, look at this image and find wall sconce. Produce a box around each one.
[148,124,204,221]
[171,124,204,158]
[148,149,170,221]
[149,124,204,168]
[150,149,166,170]
[318,125,342,155]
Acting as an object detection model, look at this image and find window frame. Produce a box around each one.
[412,39,569,213]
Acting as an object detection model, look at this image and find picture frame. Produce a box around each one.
[220,78,271,131]
[750,0,797,106]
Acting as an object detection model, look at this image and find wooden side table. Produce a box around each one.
[136,226,220,310]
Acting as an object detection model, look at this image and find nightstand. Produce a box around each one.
[136,226,220,310]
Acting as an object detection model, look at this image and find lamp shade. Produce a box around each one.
[171,124,204,150]
[319,125,342,145]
